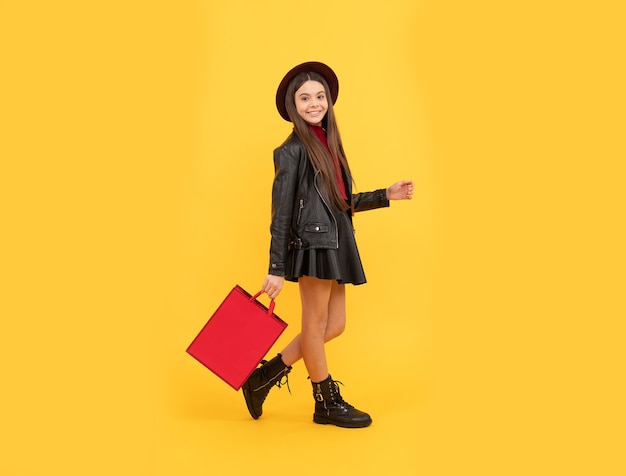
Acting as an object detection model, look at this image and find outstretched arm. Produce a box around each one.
[386,180,414,201]
[352,180,414,212]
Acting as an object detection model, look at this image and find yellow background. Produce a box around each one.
[1,1,624,475]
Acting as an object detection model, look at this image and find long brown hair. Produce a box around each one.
[284,71,353,212]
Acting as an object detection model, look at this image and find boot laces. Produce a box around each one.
[275,373,291,394]
[253,362,292,394]
[330,380,351,406]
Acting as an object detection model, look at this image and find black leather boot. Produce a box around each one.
[311,375,372,428]
[242,354,292,419]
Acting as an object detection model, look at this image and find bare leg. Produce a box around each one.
[280,278,346,379]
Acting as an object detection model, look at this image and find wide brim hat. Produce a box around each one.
[276,61,339,121]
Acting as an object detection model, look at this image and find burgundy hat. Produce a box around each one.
[275,61,339,121]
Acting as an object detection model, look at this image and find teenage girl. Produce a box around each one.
[242,62,414,428]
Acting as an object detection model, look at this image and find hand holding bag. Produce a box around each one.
[186,285,288,390]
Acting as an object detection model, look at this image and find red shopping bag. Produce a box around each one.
[186,285,288,390]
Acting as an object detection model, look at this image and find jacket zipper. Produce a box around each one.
[296,198,304,226]
[313,170,339,249]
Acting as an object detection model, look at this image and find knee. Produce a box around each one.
[324,320,346,342]
[302,315,329,339]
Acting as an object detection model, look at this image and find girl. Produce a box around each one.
[242,62,414,428]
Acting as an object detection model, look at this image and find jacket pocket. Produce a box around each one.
[304,223,329,233]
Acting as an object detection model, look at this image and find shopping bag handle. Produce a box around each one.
[250,290,275,316]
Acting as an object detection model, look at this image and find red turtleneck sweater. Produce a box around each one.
[309,125,348,200]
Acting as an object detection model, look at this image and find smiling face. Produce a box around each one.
[294,80,328,126]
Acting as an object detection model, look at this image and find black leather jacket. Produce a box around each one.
[269,131,389,276]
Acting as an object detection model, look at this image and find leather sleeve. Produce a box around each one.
[352,188,390,212]
[268,143,301,276]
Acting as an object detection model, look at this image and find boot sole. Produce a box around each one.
[313,414,372,428]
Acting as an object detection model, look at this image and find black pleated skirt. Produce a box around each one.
[285,209,367,285]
